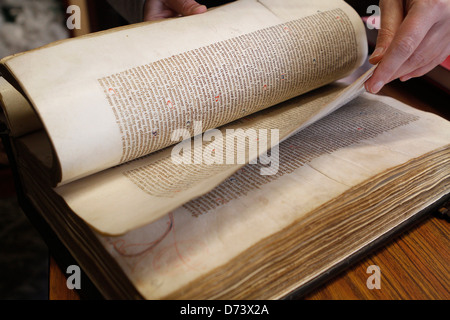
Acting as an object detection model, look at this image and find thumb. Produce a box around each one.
[369,0,403,65]
[166,0,207,17]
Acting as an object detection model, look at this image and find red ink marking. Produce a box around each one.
[215,94,220,102]
[167,100,174,109]
[108,88,116,95]
[263,84,267,91]
[112,213,174,263]
[171,214,205,272]
[152,239,208,275]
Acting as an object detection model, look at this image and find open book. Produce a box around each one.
[0,0,449,299]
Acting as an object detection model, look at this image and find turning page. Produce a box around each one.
[0,0,367,185]
[53,70,372,235]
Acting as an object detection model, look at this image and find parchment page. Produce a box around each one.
[54,69,373,235]
[95,93,450,299]
[0,77,42,137]
[1,0,367,185]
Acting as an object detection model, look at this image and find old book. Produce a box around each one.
[0,0,449,299]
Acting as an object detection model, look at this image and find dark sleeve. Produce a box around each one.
[107,0,146,24]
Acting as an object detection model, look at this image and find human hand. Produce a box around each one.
[143,0,207,21]
[365,0,450,94]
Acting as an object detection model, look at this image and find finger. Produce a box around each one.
[399,54,450,82]
[144,0,178,21]
[369,0,404,65]
[145,9,178,21]
[165,0,207,17]
[392,21,450,81]
[366,5,437,93]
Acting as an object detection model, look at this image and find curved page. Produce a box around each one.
[1,0,367,185]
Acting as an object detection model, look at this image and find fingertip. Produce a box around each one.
[400,75,412,82]
[144,8,178,21]
[197,4,208,13]
[365,79,384,94]
[368,55,382,65]
[191,4,207,15]
[368,47,385,65]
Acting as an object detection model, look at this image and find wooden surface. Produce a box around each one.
[49,257,81,300]
[305,213,449,300]
[44,75,450,300]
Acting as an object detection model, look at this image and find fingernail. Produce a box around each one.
[192,4,207,13]
[400,75,412,82]
[369,47,384,61]
[369,81,384,94]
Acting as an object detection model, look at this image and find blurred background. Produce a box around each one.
[0,0,125,300]
[0,0,135,300]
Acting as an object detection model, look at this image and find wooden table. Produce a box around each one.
[305,211,449,299]
[46,75,449,300]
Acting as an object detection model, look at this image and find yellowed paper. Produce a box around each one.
[96,93,450,299]
[1,0,367,185]
[0,77,41,137]
[55,68,374,235]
